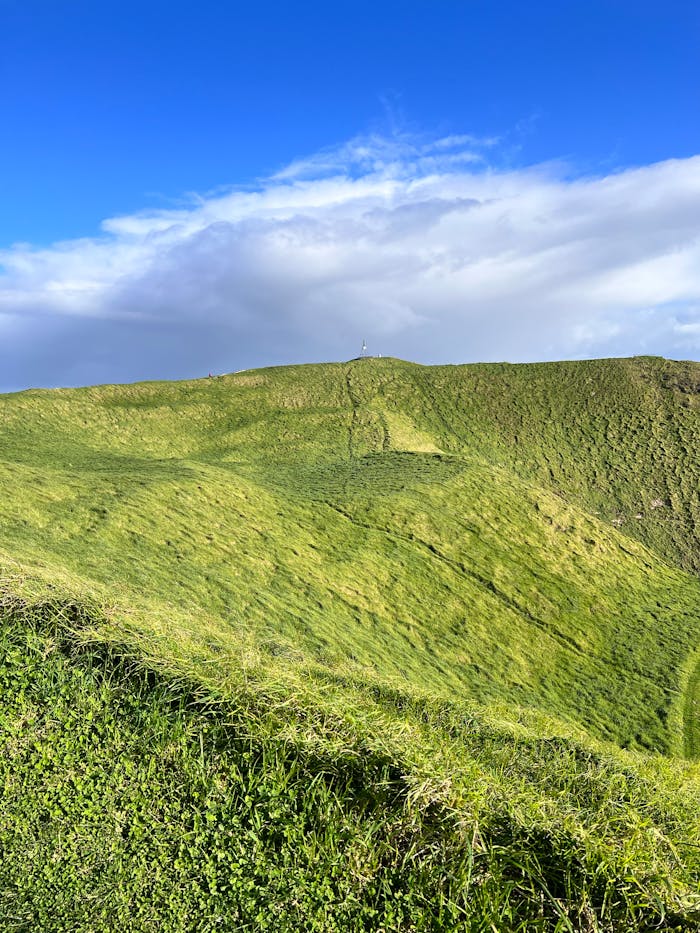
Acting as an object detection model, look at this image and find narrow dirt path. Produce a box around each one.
[344,366,359,459]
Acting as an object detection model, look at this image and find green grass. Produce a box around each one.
[1,355,699,929]
[683,647,700,760]
[2,589,699,932]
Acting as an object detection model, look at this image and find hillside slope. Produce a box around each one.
[1,356,699,753]
[1,356,699,929]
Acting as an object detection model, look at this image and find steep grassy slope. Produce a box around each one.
[2,595,699,932]
[1,356,699,929]
[418,357,700,576]
[1,357,699,752]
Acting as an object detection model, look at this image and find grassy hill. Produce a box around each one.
[1,356,699,930]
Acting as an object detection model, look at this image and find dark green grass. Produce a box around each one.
[684,649,700,760]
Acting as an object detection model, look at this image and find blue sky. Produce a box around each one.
[1,0,699,389]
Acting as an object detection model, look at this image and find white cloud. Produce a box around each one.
[1,132,700,390]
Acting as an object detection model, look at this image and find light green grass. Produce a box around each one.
[1,355,699,929]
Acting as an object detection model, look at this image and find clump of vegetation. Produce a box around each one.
[1,355,699,929]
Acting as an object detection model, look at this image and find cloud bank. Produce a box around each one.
[1,132,699,391]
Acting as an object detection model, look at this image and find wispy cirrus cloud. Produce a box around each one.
[270,130,496,180]
[1,131,699,391]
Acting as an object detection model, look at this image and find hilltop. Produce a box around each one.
[1,355,699,930]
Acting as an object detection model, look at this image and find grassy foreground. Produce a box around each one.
[1,356,699,929]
